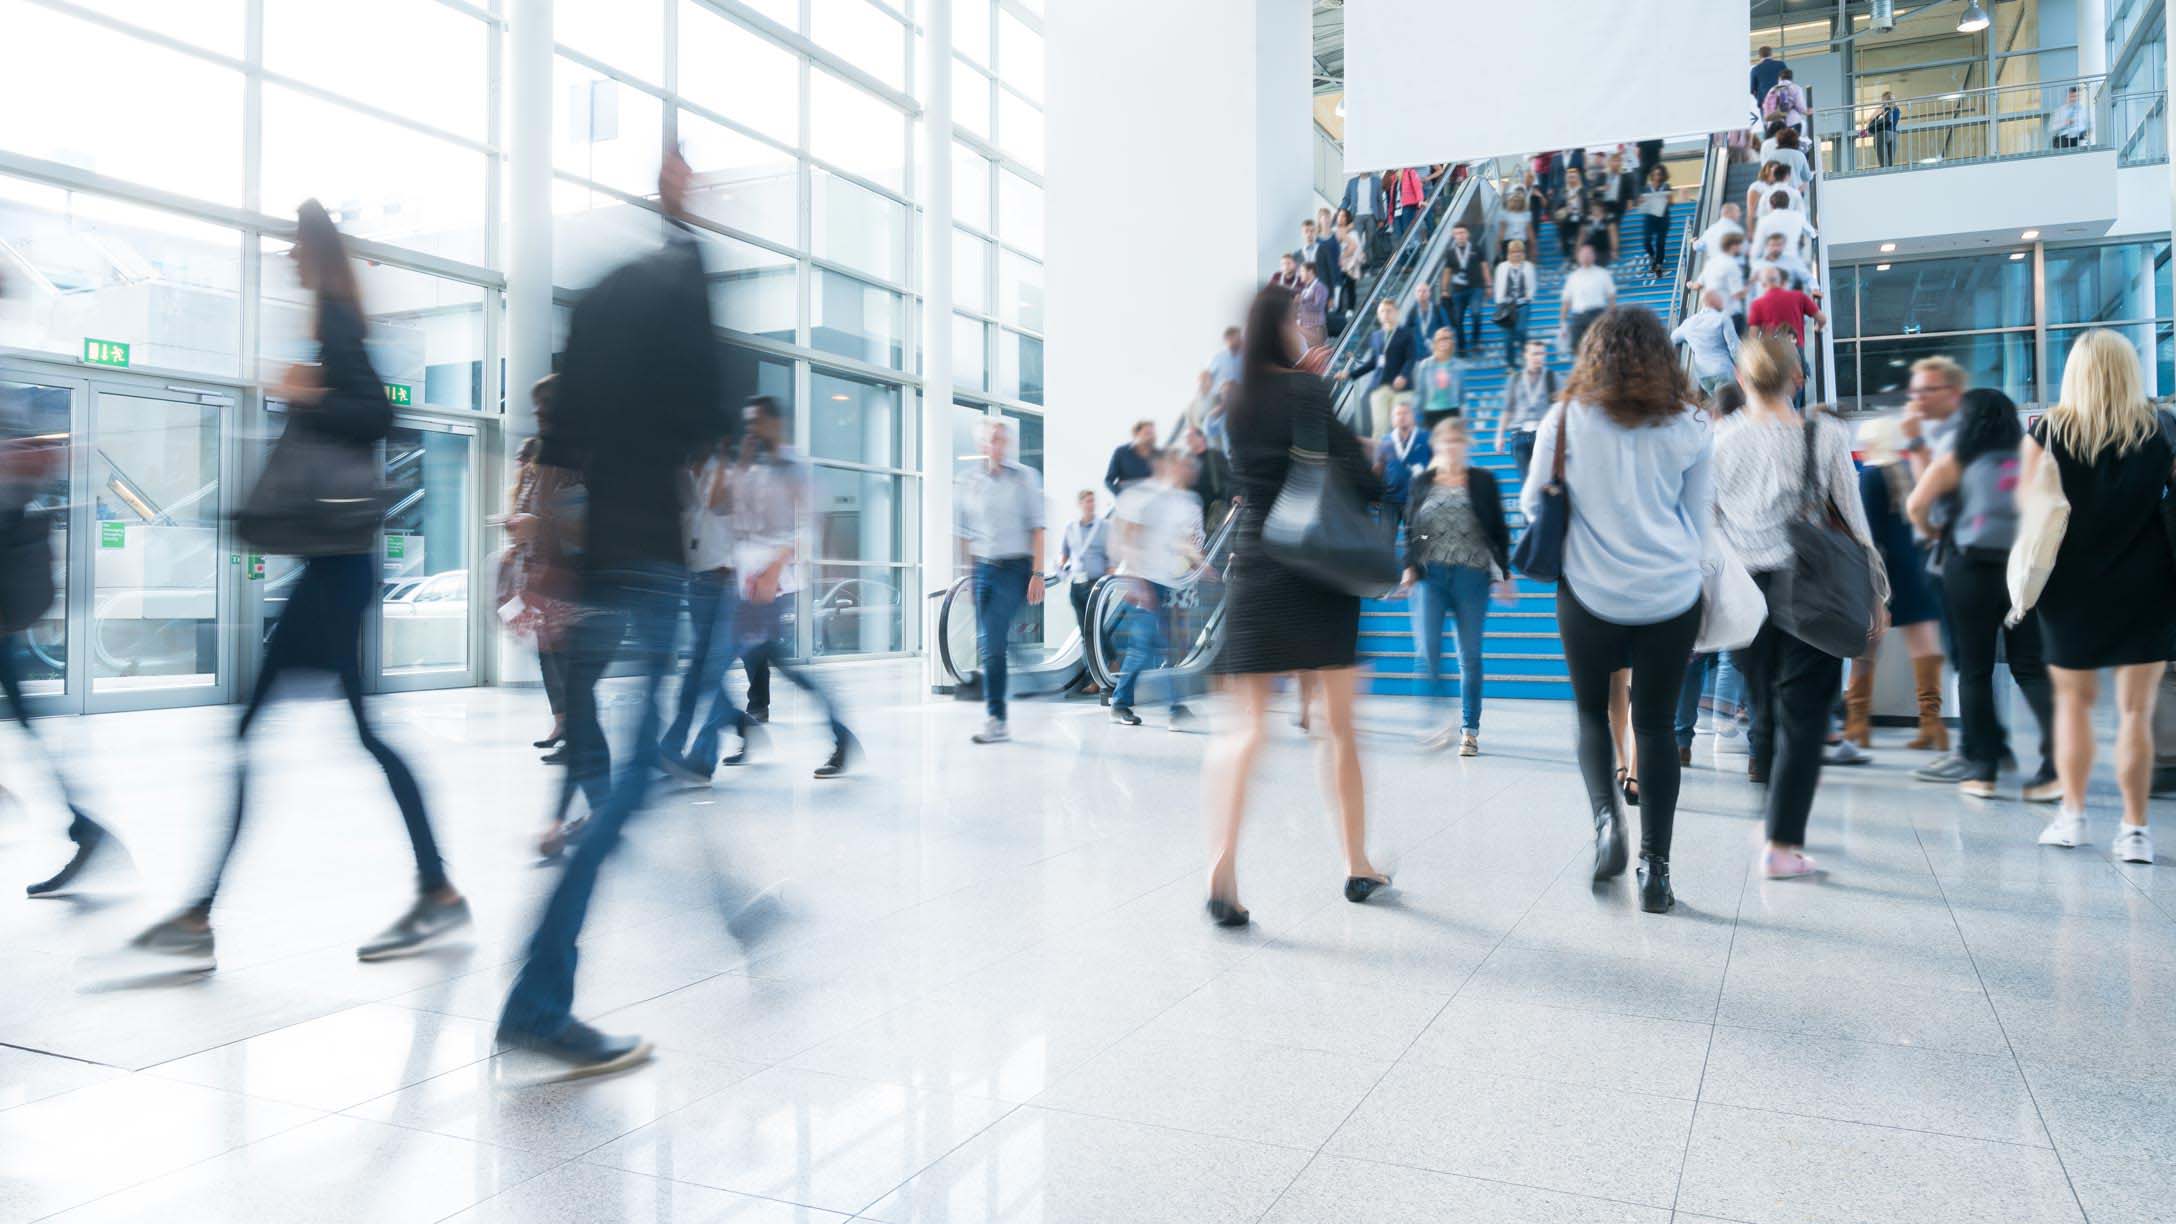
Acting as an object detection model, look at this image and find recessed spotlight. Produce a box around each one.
[831,393,850,400]
[2010,252,2026,260]
[1876,263,1891,271]
[2021,229,2040,240]
[1879,242,1896,253]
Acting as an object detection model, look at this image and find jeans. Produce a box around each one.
[1674,651,1747,747]
[1642,212,1668,273]
[1739,573,1843,847]
[1566,308,1604,358]
[1510,428,1537,483]
[1499,301,1527,368]
[200,553,444,911]
[1447,284,1483,350]
[1943,553,2054,780]
[1873,130,1896,167]
[502,562,683,1039]
[727,591,850,755]
[1557,580,1703,859]
[1112,580,1177,711]
[972,557,1032,721]
[0,633,99,847]
[660,568,742,771]
[549,628,612,826]
[1411,563,1490,731]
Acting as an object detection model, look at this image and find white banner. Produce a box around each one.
[1342,0,1753,172]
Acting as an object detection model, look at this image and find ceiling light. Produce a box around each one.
[2020,229,2040,240]
[1958,1,1990,32]
[831,393,850,400]
[2009,252,2026,260]
[1876,263,1891,271]
[1919,156,1943,164]
[1879,242,1896,253]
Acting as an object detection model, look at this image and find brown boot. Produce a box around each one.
[1844,657,1875,747]
[1906,655,1949,751]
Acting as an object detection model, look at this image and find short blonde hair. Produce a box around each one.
[1737,330,1801,398]
[2044,328,2159,461]
[1909,355,1965,391]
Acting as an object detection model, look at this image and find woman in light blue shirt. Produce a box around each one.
[1520,307,1715,914]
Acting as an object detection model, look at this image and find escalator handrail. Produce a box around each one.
[1082,500,1243,691]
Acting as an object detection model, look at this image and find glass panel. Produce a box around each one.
[953,143,992,232]
[997,89,1045,171]
[2044,241,2170,325]
[0,179,245,377]
[554,58,666,196]
[681,109,799,247]
[998,249,1043,331]
[380,425,471,677]
[953,58,992,138]
[2048,323,2169,400]
[0,2,244,205]
[998,169,1043,255]
[261,85,489,265]
[997,329,1043,405]
[813,0,908,91]
[814,171,908,282]
[1855,332,2035,410]
[1853,253,2033,337]
[812,269,905,368]
[810,369,900,467]
[997,9,1043,101]
[721,344,796,427]
[810,70,908,191]
[954,0,991,64]
[264,0,488,142]
[74,0,244,55]
[0,381,73,696]
[678,0,799,144]
[812,564,903,655]
[811,467,902,563]
[950,401,989,478]
[954,230,991,314]
[550,180,677,289]
[696,230,798,344]
[1000,407,1043,475]
[260,244,487,411]
[1830,264,1859,339]
[557,0,665,83]
[953,314,987,391]
[740,0,798,26]
[91,393,219,695]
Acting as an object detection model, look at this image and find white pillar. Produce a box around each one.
[506,0,554,439]
[919,0,956,687]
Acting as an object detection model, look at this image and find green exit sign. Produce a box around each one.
[83,338,130,368]
[384,383,413,407]
[99,522,126,549]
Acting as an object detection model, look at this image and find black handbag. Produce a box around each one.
[1511,406,1568,581]
[1260,398,1399,597]
[1767,416,1878,659]
[0,502,54,633]
[236,421,389,557]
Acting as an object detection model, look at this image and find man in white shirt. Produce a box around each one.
[659,442,744,783]
[1749,231,1819,294]
[956,418,1046,744]
[1561,241,1617,355]
[2050,85,2089,148]
[1695,203,1744,265]
[1698,231,1749,317]
[1109,448,1203,727]
[1671,288,1743,395]
[1751,194,1817,258]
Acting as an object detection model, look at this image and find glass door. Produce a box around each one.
[0,372,80,714]
[373,417,475,691]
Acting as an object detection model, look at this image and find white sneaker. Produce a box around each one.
[1712,727,1751,757]
[2037,809,2088,848]
[970,718,1010,744]
[2113,824,2155,864]
[1825,740,1872,766]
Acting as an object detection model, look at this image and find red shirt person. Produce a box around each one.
[1744,266,1826,345]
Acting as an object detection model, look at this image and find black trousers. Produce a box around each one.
[1557,580,1702,859]
[1738,573,1843,847]
[1943,552,2054,780]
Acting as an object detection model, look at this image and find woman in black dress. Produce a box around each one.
[1202,286,1390,926]
[2023,329,2175,865]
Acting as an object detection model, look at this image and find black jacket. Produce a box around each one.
[1105,442,1153,495]
[558,225,728,572]
[1442,240,1489,292]
[1402,466,1511,577]
[1350,323,1418,390]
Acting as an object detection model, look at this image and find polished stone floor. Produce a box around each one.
[1,662,2171,1223]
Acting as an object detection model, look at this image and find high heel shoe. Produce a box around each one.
[1592,800,1627,881]
[1205,898,1250,927]
[1343,874,1392,904]
[1637,854,1674,913]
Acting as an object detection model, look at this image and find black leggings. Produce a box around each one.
[197,553,446,911]
[1943,552,2054,779]
[1738,573,1843,847]
[1557,580,1702,859]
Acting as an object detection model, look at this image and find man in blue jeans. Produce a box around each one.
[1109,447,1202,728]
[955,419,1044,744]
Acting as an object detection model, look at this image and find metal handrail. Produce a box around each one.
[2112,89,2169,166]
[1811,73,2108,177]
[1322,163,1480,381]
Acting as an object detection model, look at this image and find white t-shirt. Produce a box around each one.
[1752,208,1815,255]
[1113,481,1203,587]
[682,456,735,572]
[1562,265,1616,314]
[1697,252,1747,305]
[1697,217,1744,253]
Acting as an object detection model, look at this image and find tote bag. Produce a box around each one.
[1260,400,1399,598]
[1766,417,1878,659]
[2005,441,2070,627]
[1511,406,1568,581]
[1695,532,1765,653]
[236,424,388,557]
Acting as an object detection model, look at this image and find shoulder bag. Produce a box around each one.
[1260,395,1399,597]
[236,420,389,557]
[1510,406,1569,581]
[1767,416,1878,658]
[1695,531,1765,653]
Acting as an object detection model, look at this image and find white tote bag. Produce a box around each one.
[1695,532,1766,653]
[2005,448,2070,627]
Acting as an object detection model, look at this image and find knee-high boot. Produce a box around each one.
[1906,655,1949,752]
[1844,656,1875,747]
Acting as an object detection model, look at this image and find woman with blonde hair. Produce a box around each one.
[2021,329,2175,863]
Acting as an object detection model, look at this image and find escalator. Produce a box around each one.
[1080,501,1242,693]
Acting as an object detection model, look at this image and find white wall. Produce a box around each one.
[1043,0,1311,527]
[1822,151,2121,257]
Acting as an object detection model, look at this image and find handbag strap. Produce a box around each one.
[1798,414,1821,519]
[1548,404,1568,486]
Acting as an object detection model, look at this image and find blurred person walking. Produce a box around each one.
[958,418,1045,745]
[1110,448,1203,728]
[1495,339,1559,475]
[1441,224,1489,352]
[1403,420,1511,755]
[1411,327,1467,426]
[1521,308,1714,912]
[129,201,469,966]
[1185,425,1233,530]
[1374,400,1430,522]
[2016,330,2174,863]
[1561,242,1616,356]
[1058,489,1110,676]
[1492,241,1537,370]
[1634,165,1673,278]
[1841,421,1945,761]
[1105,419,1156,495]
[1203,286,1390,926]
[655,435,747,786]
[1672,288,1742,397]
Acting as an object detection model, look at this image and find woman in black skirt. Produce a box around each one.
[1202,286,1390,926]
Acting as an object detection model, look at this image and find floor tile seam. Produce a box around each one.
[1387,1052,1709,1104]
[0,1039,119,1069]
[1670,827,1756,1216]
[837,1100,1027,1219]
[1691,1095,2074,1152]
[571,1138,928,1220]
[425,1155,584,1224]
[1699,1017,2054,1066]
[17,1099,343,1223]
[1907,821,2092,1221]
[1288,1146,1691,1213]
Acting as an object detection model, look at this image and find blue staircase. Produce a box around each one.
[1361,201,1696,701]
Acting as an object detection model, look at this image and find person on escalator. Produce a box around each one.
[1336,298,1416,440]
[1185,426,1232,531]
[1110,448,1204,729]
[1059,490,1110,680]
[1104,419,1156,496]
[957,418,1045,745]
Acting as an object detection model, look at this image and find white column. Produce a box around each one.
[506,0,554,439]
[919,0,956,687]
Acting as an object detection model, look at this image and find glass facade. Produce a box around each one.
[1832,240,2175,410]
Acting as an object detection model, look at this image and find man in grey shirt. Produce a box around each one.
[1670,288,1742,396]
[1495,339,1560,478]
[956,418,1045,743]
[1058,488,1110,669]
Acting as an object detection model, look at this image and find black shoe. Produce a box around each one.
[1592,802,1628,881]
[357,894,473,961]
[1205,898,1250,927]
[27,816,128,898]
[657,749,714,786]
[724,720,765,767]
[1168,704,1198,732]
[1749,759,1768,785]
[814,730,857,779]
[532,733,565,749]
[496,1018,653,1081]
[1637,854,1674,913]
[747,706,770,725]
[1111,705,1142,726]
[1343,874,1392,903]
[540,745,570,765]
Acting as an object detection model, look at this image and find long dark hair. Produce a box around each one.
[294,199,362,332]
[1560,306,1692,428]
[1238,284,1297,395]
[1952,387,2024,467]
